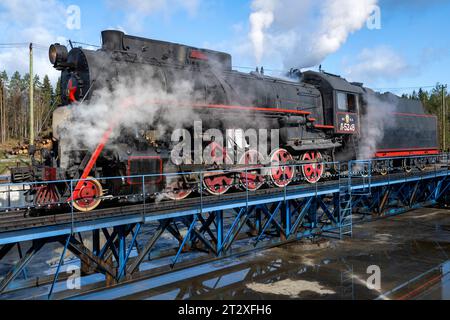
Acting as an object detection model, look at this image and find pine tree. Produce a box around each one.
[54,76,62,106]
[9,71,21,91]
[40,75,53,135]
[8,71,25,140]
[418,88,428,104]
[0,71,8,84]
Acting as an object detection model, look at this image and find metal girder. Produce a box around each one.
[198,213,217,244]
[117,223,141,280]
[216,211,223,255]
[48,235,70,299]
[317,197,337,224]
[0,240,45,293]
[289,197,313,238]
[128,220,169,275]
[352,175,449,220]
[217,207,246,254]
[436,181,449,200]
[62,236,116,279]
[409,182,420,206]
[92,229,100,255]
[98,228,119,261]
[166,221,184,244]
[177,214,218,254]
[0,243,14,260]
[222,208,252,253]
[171,215,198,268]
[255,202,283,245]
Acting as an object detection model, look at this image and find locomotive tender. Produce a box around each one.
[11,30,439,212]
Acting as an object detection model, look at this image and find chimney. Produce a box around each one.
[101,30,125,51]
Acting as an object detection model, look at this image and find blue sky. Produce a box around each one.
[0,0,449,94]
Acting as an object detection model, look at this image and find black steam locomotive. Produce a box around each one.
[12,30,439,212]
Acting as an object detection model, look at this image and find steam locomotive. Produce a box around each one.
[11,30,439,212]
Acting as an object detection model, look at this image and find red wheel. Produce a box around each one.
[268,148,294,187]
[203,171,234,195]
[238,150,265,191]
[301,151,324,184]
[72,177,103,212]
[164,176,192,200]
[203,143,234,195]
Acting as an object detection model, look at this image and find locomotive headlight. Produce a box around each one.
[49,44,68,66]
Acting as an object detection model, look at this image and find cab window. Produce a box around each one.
[336,92,358,112]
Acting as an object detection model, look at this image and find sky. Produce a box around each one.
[0,0,449,95]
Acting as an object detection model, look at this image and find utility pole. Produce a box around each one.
[29,43,34,149]
[0,79,5,144]
[443,84,447,152]
[0,79,3,144]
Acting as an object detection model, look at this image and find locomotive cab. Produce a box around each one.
[303,71,363,136]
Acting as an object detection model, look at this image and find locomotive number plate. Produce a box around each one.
[336,112,358,134]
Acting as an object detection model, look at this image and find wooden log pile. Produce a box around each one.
[8,138,53,155]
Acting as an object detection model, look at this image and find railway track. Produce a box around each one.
[0,165,447,233]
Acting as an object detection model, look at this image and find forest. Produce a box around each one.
[0,70,448,152]
[0,70,61,148]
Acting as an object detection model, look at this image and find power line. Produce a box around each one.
[0,43,48,51]
[0,42,46,46]
[71,41,100,48]
[0,43,30,46]
[372,85,439,91]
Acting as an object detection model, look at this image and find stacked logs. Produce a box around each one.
[8,138,53,155]
[9,145,29,155]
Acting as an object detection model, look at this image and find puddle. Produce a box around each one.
[373,233,393,243]
[246,279,335,297]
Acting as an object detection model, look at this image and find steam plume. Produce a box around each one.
[248,0,378,69]
[358,92,397,160]
[55,64,270,167]
[57,67,202,154]
[249,0,276,63]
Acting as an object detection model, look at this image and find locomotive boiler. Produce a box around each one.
[11,30,439,212]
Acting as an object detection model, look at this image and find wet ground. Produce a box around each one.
[1,207,450,300]
[73,207,450,300]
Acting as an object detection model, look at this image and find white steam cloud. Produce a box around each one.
[358,92,397,160]
[344,46,411,83]
[249,0,276,63]
[57,67,202,153]
[248,0,378,69]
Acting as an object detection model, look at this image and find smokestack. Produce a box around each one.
[101,30,125,51]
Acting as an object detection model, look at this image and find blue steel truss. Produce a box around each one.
[0,154,448,299]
